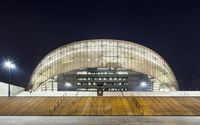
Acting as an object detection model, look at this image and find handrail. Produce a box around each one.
[130,93,144,115]
[121,91,124,97]
[49,93,67,115]
[75,90,79,96]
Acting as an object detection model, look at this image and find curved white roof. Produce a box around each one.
[30,39,178,91]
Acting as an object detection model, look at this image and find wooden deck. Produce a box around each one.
[0,97,200,116]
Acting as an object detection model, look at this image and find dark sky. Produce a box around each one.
[0,0,200,90]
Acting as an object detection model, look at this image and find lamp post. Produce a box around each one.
[3,60,16,97]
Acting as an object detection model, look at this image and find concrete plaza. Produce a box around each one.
[1,116,200,125]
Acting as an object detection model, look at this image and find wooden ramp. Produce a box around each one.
[52,97,141,116]
[0,97,200,116]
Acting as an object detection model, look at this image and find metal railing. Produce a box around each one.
[130,93,144,115]
[75,90,79,96]
[121,91,124,97]
[49,93,67,115]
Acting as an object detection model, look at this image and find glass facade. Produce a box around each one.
[30,39,178,91]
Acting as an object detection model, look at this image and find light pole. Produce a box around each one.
[3,60,16,97]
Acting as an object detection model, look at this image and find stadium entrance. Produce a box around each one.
[55,67,153,91]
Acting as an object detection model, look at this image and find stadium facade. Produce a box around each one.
[29,39,178,92]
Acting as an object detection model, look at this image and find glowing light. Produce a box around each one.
[3,60,16,70]
[140,81,147,87]
[65,82,71,87]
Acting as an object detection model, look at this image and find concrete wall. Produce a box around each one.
[0,82,24,96]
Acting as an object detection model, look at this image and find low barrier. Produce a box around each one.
[130,93,144,115]
[49,93,67,115]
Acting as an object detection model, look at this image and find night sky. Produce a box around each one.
[0,0,200,90]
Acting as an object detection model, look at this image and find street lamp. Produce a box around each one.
[3,60,16,97]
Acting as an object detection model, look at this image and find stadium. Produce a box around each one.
[30,39,178,92]
[1,39,200,124]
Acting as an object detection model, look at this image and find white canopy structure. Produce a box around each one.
[30,39,178,91]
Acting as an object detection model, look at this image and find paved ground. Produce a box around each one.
[1,116,200,125]
[2,97,200,116]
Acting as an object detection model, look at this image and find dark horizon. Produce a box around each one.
[0,0,200,90]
